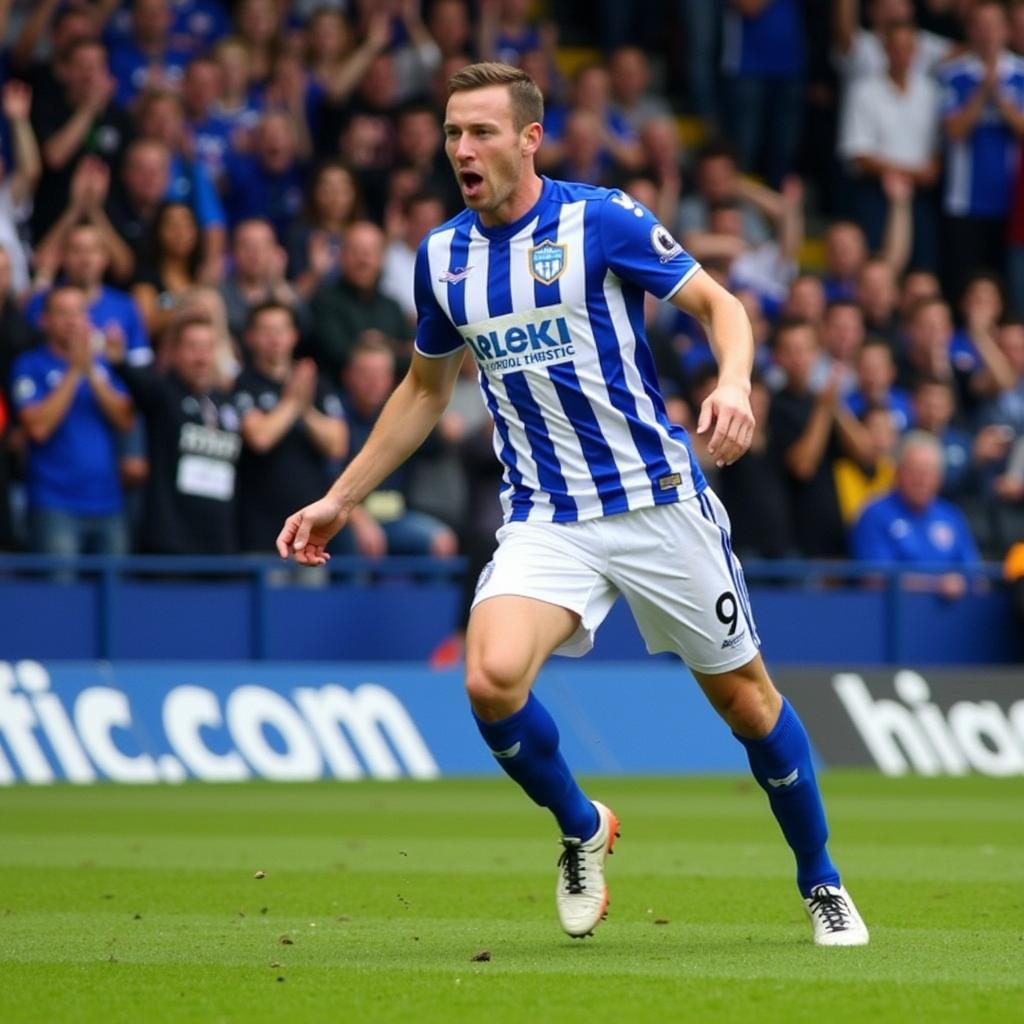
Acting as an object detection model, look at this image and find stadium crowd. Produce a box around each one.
[0,0,1023,592]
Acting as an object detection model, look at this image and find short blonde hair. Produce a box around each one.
[447,61,544,130]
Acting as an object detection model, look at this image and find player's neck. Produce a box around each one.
[478,172,544,229]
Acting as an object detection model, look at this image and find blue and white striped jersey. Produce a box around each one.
[414,177,707,524]
[940,53,1024,218]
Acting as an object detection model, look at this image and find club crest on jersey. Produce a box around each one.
[528,240,567,284]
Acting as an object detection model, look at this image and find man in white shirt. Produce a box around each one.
[839,22,942,270]
[834,0,956,85]
[381,191,447,326]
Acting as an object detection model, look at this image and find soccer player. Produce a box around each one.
[276,63,869,947]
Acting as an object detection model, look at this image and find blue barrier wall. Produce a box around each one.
[0,556,1018,664]
[0,661,751,783]
[4,660,1021,784]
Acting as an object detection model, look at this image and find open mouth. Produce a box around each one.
[459,170,484,196]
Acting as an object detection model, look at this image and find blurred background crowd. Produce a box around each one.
[1,0,1023,597]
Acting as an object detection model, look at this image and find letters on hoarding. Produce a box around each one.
[0,661,439,784]
[781,669,1024,777]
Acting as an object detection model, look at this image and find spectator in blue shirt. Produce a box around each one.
[208,37,265,146]
[108,0,193,109]
[25,222,153,368]
[910,378,975,499]
[939,1,1024,301]
[102,0,230,56]
[852,431,982,599]
[11,286,135,560]
[181,55,231,185]
[168,0,231,53]
[846,337,913,432]
[721,0,806,186]
[136,88,227,280]
[537,65,645,177]
[224,111,306,243]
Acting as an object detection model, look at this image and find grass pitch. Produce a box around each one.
[1,773,1022,1024]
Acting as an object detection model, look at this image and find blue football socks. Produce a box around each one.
[473,692,599,841]
[735,698,840,896]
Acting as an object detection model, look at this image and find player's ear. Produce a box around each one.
[521,121,543,157]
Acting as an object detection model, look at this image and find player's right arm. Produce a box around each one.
[276,347,464,565]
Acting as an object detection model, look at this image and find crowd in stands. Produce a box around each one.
[0,0,1022,597]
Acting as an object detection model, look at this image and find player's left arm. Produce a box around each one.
[598,190,754,467]
[670,270,755,468]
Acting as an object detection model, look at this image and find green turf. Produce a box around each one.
[1,773,1022,1024]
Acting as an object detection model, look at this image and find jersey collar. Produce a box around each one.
[472,175,551,241]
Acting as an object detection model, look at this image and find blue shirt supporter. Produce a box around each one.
[170,0,231,51]
[109,43,193,109]
[192,116,234,182]
[105,0,230,55]
[722,0,806,79]
[851,492,981,566]
[11,348,128,516]
[224,153,305,242]
[940,53,1024,217]
[25,287,152,367]
[846,388,913,432]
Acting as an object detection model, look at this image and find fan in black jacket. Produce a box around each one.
[106,315,241,554]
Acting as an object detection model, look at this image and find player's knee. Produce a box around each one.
[719,681,779,739]
[464,650,529,719]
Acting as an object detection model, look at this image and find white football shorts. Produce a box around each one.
[471,488,761,674]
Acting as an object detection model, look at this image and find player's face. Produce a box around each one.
[444,86,530,222]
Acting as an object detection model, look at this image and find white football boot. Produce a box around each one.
[556,801,619,938]
[803,884,870,946]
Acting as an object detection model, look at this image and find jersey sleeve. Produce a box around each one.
[413,239,466,359]
[598,190,700,301]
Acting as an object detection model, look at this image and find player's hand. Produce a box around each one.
[697,381,754,468]
[276,496,347,566]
